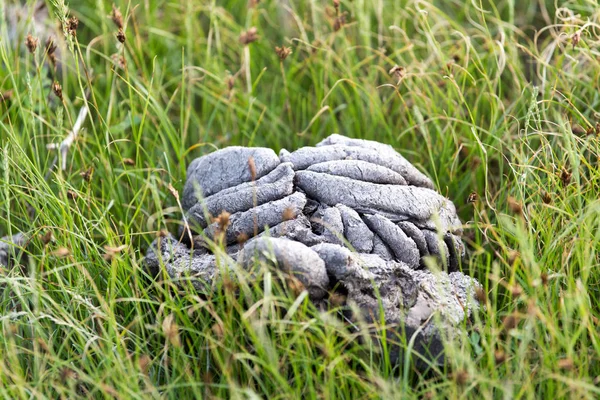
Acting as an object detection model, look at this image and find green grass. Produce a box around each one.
[1,0,600,398]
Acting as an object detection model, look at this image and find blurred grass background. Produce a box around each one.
[1,0,599,398]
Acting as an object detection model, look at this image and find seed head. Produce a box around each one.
[122,158,135,166]
[286,276,305,296]
[116,28,126,43]
[333,13,347,32]
[138,355,151,375]
[474,287,487,305]
[40,230,54,246]
[215,210,231,233]
[389,65,406,84]
[571,31,581,48]
[45,38,58,67]
[162,314,181,347]
[111,4,124,29]
[557,358,574,371]
[541,190,552,204]
[502,312,519,331]
[507,250,520,265]
[236,233,249,244]
[275,45,292,61]
[0,90,13,103]
[333,0,341,11]
[25,34,38,53]
[67,16,79,36]
[560,167,572,186]
[507,196,522,215]
[111,54,127,69]
[452,369,469,385]
[571,123,586,136]
[51,247,71,258]
[282,207,295,221]
[52,81,63,101]
[80,166,94,182]
[494,350,507,364]
[167,183,180,201]
[67,190,78,200]
[509,283,523,299]
[103,244,127,262]
[239,27,258,45]
[227,75,235,91]
[467,192,478,204]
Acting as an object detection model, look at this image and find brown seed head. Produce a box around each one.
[138,355,151,375]
[560,167,572,186]
[507,196,522,215]
[282,207,295,221]
[287,276,305,296]
[25,34,38,53]
[111,4,124,29]
[67,16,79,36]
[494,350,507,364]
[507,250,520,265]
[389,65,406,84]
[157,229,169,238]
[111,53,127,70]
[67,190,78,200]
[45,37,57,66]
[52,81,63,101]
[571,31,581,48]
[167,183,180,201]
[40,230,54,246]
[0,90,13,103]
[122,158,135,166]
[227,75,235,91]
[557,358,574,371]
[467,192,478,204]
[60,367,78,383]
[215,210,231,233]
[103,244,127,261]
[541,191,552,204]
[116,28,126,43]
[162,314,181,347]
[329,292,346,307]
[502,312,519,331]
[540,272,549,286]
[474,287,487,305]
[571,123,586,136]
[275,45,292,61]
[509,283,523,299]
[239,27,258,45]
[333,12,347,31]
[452,369,469,385]
[51,247,71,258]
[236,232,249,244]
[80,166,94,182]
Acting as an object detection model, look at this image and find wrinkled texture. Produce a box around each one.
[146,134,480,365]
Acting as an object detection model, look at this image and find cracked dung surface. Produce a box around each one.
[146,134,481,365]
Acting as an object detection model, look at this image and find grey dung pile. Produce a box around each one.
[146,134,481,364]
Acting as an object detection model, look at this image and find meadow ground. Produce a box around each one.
[1,0,600,398]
